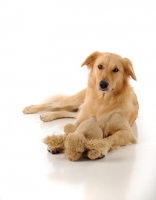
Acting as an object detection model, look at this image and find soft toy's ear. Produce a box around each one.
[89,114,97,122]
[81,51,101,69]
[123,58,137,81]
[64,124,77,133]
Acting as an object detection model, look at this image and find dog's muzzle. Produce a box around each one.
[99,80,109,91]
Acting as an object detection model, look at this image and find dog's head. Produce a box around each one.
[81,51,136,93]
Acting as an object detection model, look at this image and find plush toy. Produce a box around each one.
[43,114,107,161]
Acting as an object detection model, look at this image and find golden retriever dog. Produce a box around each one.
[23,51,139,159]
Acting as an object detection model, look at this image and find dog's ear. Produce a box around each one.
[123,58,137,81]
[81,51,100,68]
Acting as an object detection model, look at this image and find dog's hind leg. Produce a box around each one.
[23,89,86,114]
[22,95,67,114]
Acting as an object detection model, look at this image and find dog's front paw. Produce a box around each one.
[40,112,54,122]
[64,124,77,133]
[87,149,105,160]
[23,105,38,114]
[85,138,110,159]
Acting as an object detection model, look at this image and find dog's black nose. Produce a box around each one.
[99,80,109,90]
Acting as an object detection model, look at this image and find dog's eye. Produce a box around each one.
[112,68,119,72]
[98,65,103,70]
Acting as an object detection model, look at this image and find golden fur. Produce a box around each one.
[23,51,139,158]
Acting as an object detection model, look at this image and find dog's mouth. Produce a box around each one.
[99,87,109,92]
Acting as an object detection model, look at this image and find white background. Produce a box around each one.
[0,1,156,200]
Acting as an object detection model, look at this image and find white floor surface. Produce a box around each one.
[1,1,156,200]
